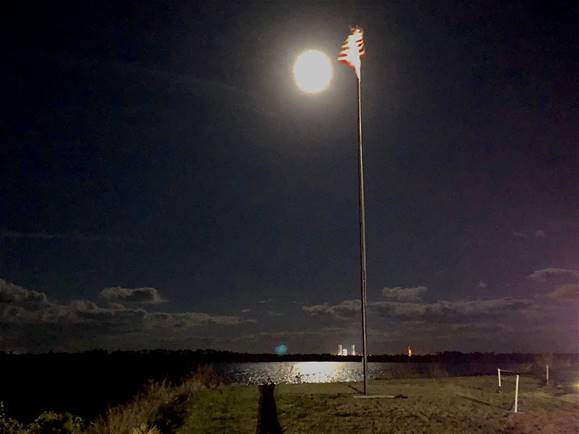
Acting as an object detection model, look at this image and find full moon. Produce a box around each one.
[293,50,333,94]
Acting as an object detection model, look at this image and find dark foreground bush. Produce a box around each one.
[87,366,224,434]
[0,403,84,434]
[28,412,84,434]
[0,402,25,433]
[188,365,224,389]
[1,366,224,434]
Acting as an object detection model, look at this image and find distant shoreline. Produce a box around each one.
[2,349,578,363]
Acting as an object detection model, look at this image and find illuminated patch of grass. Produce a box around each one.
[178,386,258,434]
[179,376,579,434]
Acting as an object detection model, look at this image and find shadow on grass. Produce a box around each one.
[346,384,363,394]
[257,384,283,434]
[456,394,508,411]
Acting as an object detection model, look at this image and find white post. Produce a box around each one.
[546,364,549,385]
[497,368,501,388]
[514,374,519,413]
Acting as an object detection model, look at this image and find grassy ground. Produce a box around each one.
[178,376,579,434]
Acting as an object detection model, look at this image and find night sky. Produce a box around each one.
[1,1,577,354]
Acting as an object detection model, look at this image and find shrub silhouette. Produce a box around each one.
[148,393,189,433]
[28,411,84,434]
[0,401,25,433]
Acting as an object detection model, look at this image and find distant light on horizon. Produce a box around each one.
[293,50,333,94]
[275,344,288,355]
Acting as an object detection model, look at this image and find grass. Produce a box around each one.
[180,386,259,433]
[177,376,579,434]
[2,370,577,433]
[86,366,224,434]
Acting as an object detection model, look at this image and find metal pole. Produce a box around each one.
[514,374,519,413]
[356,74,369,395]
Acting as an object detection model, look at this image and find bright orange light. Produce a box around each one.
[407,346,412,357]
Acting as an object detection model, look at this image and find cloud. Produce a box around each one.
[240,308,251,313]
[146,312,254,328]
[0,298,146,328]
[387,298,532,324]
[99,287,165,304]
[370,301,427,320]
[302,300,360,321]
[478,281,487,288]
[303,297,533,325]
[0,278,254,352]
[0,279,47,304]
[257,299,272,304]
[382,286,428,301]
[298,294,577,353]
[267,311,284,317]
[534,230,546,238]
[547,284,579,301]
[528,268,579,283]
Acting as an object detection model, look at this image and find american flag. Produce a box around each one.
[338,26,365,79]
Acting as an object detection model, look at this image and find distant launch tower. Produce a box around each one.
[338,344,356,356]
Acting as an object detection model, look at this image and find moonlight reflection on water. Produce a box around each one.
[215,362,539,385]
[291,362,343,383]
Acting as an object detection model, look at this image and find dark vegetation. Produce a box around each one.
[0,366,224,433]
[0,350,204,423]
[0,350,576,424]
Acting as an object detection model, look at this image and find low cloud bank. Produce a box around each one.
[0,278,253,353]
[100,286,165,304]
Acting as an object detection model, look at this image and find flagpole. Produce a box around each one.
[356,72,369,396]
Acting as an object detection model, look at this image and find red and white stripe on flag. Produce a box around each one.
[337,26,365,79]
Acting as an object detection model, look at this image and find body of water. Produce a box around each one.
[214,361,533,385]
